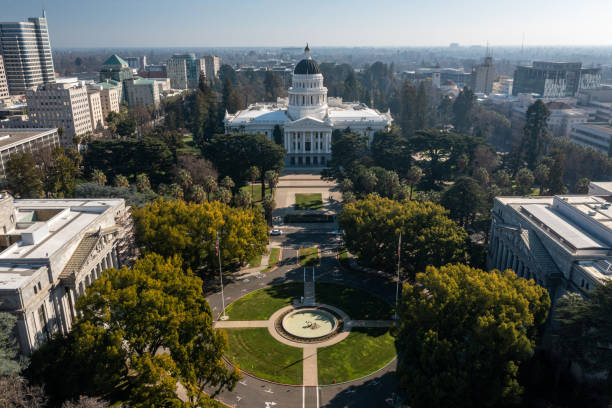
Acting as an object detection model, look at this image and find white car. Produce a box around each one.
[270,229,282,236]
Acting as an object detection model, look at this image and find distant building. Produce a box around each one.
[492,76,513,95]
[401,68,441,88]
[471,56,495,94]
[203,55,221,80]
[511,101,588,139]
[86,88,105,131]
[0,56,9,100]
[124,78,160,107]
[26,81,93,146]
[0,194,132,354]
[0,128,59,176]
[139,56,147,71]
[124,57,140,70]
[167,54,205,89]
[570,122,612,156]
[440,68,471,89]
[512,62,601,97]
[138,64,167,79]
[225,45,391,167]
[589,181,612,196]
[99,54,133,84]
[488,195,612,306]
[88,80,122,120]
[0,12,56,94]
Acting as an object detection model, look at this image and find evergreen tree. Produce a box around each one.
[415,82,429,131]
[6,153,43,198]
[263,71,282,102]
[0,312,21,377]
[222,77,242,114]
[452,87,475,133]
[272,124,283,145]
[519,100,551,170]
[399,79,417,137]
[548,148,567,194]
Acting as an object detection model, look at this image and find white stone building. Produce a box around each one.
[0,55,9,100]
[0,128,59,177]
[0,195,133,354]
[225,45,392,167]
[487,195,612,304]
[88,81,121,121]
[124,78,160,108]
[570,122,612,156]
[86,88,105,131]
[203,55,220,80]
[26,81,93,146]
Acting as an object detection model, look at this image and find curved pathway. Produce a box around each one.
[205,231,399,408]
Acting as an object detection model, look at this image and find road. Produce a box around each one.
[205,224,399,408]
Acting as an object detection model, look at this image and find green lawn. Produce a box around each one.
[241,184,264,202]
[317,328,396,385]
[338,247,350,268]
[177,133,201,156]
[262,247,280,272]
[316,283,393,320]
[299,247,319,266]
[247,252,263,268]
[295,193,323,210]
[223,328,303,385]
[224,283,302,320]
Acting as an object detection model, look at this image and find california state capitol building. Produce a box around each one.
[224,45,392,167]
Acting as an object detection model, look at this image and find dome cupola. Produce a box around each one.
[294,43,320,75]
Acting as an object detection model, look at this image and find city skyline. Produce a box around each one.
[4,0,612,48]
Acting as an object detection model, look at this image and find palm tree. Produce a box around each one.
[177,169,192,193]
[203,176,218,201]
[220,176,235,191]
[169,183,184,200]
[216,187,232,204]
[91,169,107,186]
[191,185,206,203]
[135,173,152,193]
[113,174,129,188]
[264,170,280,191]
[262,194,276,225]
[247,166,260,199]
[234,189,252,208]
[405,166,423,200]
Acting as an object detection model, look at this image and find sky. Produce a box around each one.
[3,0,612,48]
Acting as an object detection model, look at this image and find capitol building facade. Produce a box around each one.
[224,45,392,167]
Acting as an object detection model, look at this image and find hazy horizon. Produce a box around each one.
[4,0,612,48]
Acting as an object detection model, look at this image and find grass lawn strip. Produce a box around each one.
[295,193,323,210]
[247,252,263,267]
[316,283,393,320]
[224,283,302,320]
[240,184,265,202]
[223,328,303,385]
[262,247,280,272]
[317,328,396,385]
[299,247,319,266]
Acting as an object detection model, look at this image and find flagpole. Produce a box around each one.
[394,231,401,320]
[217,232,228,320]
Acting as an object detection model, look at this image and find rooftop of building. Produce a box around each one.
[0,197,124,291]
[573,122,612,133]
[102,54,128,68]
[0,128,57,149]
[88,80,120,89]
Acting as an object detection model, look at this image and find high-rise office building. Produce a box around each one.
[471,56,495,94]
[0,12,55,95]
[203,55,220,80]
[0,55,9,100]
[167,53,205,89]
[512,62,601,97]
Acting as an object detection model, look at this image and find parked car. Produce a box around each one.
[270,229,282,236]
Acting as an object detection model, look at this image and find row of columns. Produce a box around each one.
[492,236,534,281]
[284,131,330,154]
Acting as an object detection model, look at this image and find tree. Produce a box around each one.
[30,254,239,406]
[61,396,109,408]
[91,169,107,186]
[203,175,218,201]
[264,170,279,191]
[371,129,412,175]
[554,281,612,379]
[399,79,417,137]
[547,148,567,194]
[6,153,43,198]
[177,169,192,193]
[264,71,282,102]
[574,177,590,194]
[222,77,242,114]
[452,87,475,133]
[339,195,468,279]
[515,168,534,195]
[220,176,235,191]
[0,376,47,407]
[0,312,21,377]
[168,183,184,200]
[190,185,206,204]
[534,163,550,195]
[518,100,551,170]
[176,155,218,186]
[414,82,429,131]
[116,118,136,137]
[113,174,130,188]
[233,189,252,208]
[215,187,232,204]
[272,125,283,145]
[203,133,285,197]
[473,167,489,188]
[135,173,152,193]
[262,195,276,225]
[395,264,550,408]
[36,147,82,198]
[441,177,486,227]
[329,130,368,170]
[405,166,423,200]
[247,166,260,198]
[132,199,267,273]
